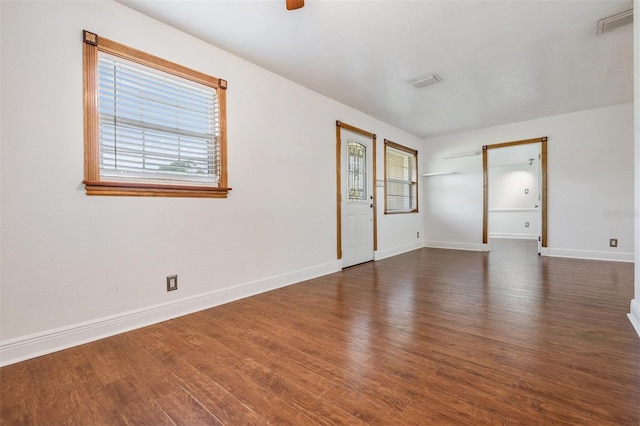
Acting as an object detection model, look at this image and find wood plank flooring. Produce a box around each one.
[2,240,639,425]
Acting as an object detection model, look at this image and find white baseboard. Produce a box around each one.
[489,233,538,240]
[423,241,632,262]
[0,260,341,367]
[629,299,640,338]
[544,248,634,263]
[423,240,489,252]
[375,241,423,260]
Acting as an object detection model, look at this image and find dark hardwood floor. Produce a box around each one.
[2,241,639,425]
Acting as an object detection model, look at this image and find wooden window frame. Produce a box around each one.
[384,140,418,214]
[82,30,231,198]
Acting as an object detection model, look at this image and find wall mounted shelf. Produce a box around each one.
[422,171,457,177]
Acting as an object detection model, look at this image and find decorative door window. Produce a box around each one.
[347,141,367,202]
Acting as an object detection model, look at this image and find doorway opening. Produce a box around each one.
[483,137,548,254]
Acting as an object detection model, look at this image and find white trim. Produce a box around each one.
[424,243,632,262]
[489,233,538,240]
[0,261,341,367]
[544,248,634,263]
[628,299,640,338]
[374,241,423,261]
[423,240,489,252]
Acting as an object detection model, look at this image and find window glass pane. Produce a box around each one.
[347,141,367,202]
[385,143,417,213]
[97,54,219,184]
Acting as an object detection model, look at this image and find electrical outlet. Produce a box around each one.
[417,231,420,238]
[167,275,178,291]
[525,222,530,228]
[524,188,529,194]
[609,239,618,248]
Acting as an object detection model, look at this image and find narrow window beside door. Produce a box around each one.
[384,140,418,214]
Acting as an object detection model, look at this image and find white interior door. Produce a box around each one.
[341,129,374,268]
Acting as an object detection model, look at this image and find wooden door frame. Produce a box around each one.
[336,121,377,260]
[483,136,548,247]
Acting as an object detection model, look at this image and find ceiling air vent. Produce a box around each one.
[410,74,442,89]
[596,8,633,34]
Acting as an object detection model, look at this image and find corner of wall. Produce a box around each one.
[629,299,640,338]
[633,0,640,337]
[374,241,424,260]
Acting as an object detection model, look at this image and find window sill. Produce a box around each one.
[385,209,419,215]
[83,180,231,198]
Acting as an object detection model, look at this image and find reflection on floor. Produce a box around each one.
[489,238,538,256]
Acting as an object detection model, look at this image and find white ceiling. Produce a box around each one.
[117,0,634,139]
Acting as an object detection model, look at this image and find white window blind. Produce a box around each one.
[98,53,219,185]
[386,146,417,212]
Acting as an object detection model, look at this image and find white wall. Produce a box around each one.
[488,162,539,239]
[629,0,640,337]
[422,102,634,261]
[0,0,423,365]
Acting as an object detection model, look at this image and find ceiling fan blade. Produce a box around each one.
[286,0,304,10]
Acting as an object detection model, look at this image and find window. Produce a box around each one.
[384,140,418,213]
[82,30,230,197]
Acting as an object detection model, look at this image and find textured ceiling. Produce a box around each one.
[117,0,634,138]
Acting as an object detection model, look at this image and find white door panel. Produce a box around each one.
[341,129,374,268]
[358,212,370,246]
